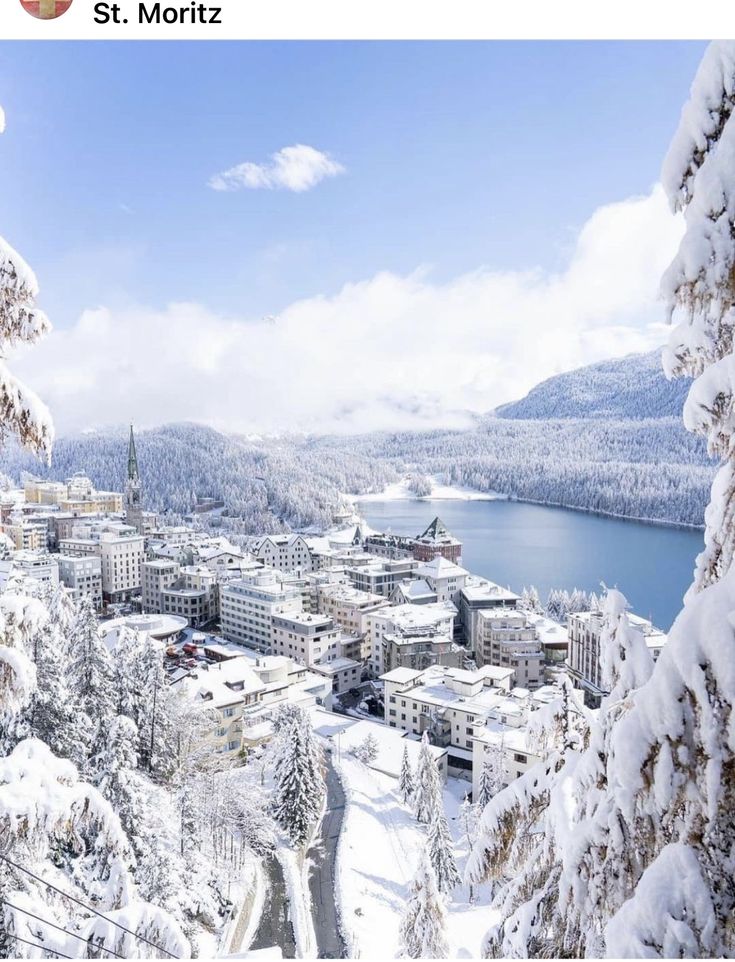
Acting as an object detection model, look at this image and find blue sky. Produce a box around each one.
[1,41,706,434]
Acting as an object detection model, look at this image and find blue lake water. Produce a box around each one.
[357,498,704,630]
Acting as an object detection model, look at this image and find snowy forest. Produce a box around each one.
[0,410,713,533]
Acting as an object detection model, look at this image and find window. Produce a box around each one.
[514,752,527,763]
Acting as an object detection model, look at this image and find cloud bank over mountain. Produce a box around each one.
[14,185,682,436]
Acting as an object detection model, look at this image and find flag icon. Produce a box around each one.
[20,0,73,17]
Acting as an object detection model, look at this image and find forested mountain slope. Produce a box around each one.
[495,350,691,420]
[1,413,713,531]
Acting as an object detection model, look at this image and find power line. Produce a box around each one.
[2,897,127,959]
[6,931,74,958]
[0,854,179,959]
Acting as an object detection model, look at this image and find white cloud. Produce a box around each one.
[208,144,345,193]
[14,185,683,438]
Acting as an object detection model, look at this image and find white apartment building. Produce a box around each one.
[367,601,458,676]
[98,534,145,602]
[270,611,362,693]
[180,652,331,757]
[346,558,419,598]
[251,534,313,574]
[271,611,340,666]
[567,608,667,707]
[57,530,144,602]
[474,610,544,689]
[57,554,103,609]
[414,556,468,605]
[160,565,218,626]
[470,686,559,797]
[142,558,180,611]
[12,551,59,588]
[220,571,303,651]
[382,663,518,778]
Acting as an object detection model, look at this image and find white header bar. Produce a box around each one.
[0,0,730,41]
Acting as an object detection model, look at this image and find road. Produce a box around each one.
[308,754,347,959]
[249,854,297,958]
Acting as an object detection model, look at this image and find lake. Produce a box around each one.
[356,497,704,630]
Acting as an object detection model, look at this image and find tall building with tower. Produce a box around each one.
[125,424,144,534]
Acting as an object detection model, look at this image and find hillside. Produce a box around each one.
[495,350,691,421]
[0,352,713,532]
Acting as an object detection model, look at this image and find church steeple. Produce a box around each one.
[127,423,139,482]
[125,424,144,533]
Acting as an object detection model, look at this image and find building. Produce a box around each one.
[179,652,332,757]
[57,554,103,609]
[251,534,313,575]
[474,610,544,689]
[125,424,144,534]
[346,557,419,598]
[567,608,667,707]
[381,663,518,778]
[12,551,59,588]
[317,582,389,644]
[367,601,459,676]
[414,556,468,605]
[271,611,340,666]
[458,576,521,645]
[142,558,180,612]
[98,533,145,603]
[363,517,463,565]
[160,566,218,626]
[411,517,462,563]
[2,520,46,552]
[220,571,303,651]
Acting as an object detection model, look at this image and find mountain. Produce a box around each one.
[495,350,692,421]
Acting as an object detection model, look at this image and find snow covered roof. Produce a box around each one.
[379,667,424,684]
[415,556,468,580]
[416,516,458,544]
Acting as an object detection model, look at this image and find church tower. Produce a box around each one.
[125,424,144,533]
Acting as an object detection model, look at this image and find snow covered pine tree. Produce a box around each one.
[467,41,735,958]
[398,848,450,958]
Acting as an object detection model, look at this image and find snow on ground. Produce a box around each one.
[332,750,497,958]
[278,847,316,958]
[353,476,504,503]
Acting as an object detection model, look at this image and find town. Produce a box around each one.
[0,427,668,821]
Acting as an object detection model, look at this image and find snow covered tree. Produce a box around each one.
[352,731,379,764]
[459,793,480,850]
[413,732,441,824]
[136,635,172,775]
[398,848,450,958]
[0,239,53,457]
[476,743,505,809]
[95,715,142,838]
[273,705,324,846]
[67,595,116,764]
[398,744,415,803]
[662,40,735,593]
[427,804,460,895]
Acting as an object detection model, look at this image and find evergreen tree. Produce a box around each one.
[68,595,116,760]
[398,744,415,803]
[136,635,171,775]
[476,742,504,809]
[427,804,460,895]
[95,715,143,839]
[398,848,450,958]
[413,732,441,824]
[352,732,379,764]
[273,705,324,846]
[0,229,54,457]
